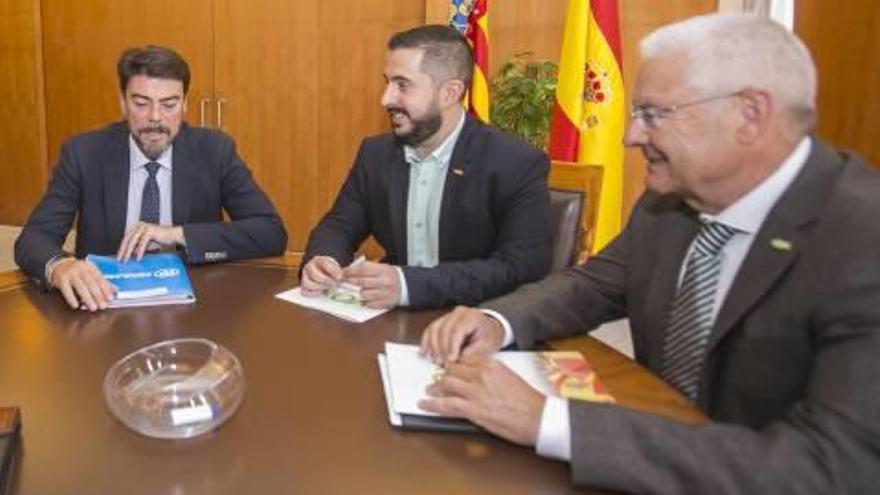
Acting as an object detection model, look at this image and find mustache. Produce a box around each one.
[138,125,172,136]
[386,107,409,119]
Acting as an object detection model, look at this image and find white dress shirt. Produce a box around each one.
[488,137,812,461]
[125,135,173,233]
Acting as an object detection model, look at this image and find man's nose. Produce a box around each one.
[380,84,396,108]
[623,118,648,148]
[148,103,161,122]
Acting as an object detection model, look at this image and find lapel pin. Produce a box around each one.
[452,168,465,177]
[770,238,792,251]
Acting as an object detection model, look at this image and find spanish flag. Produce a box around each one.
[449,0,490,123]
[548,0,624,252]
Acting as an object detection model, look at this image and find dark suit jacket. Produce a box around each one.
[15,122,287,285]
[485,139,880,493]
[303,116,550,309]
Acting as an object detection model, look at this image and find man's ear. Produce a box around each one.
[119,91,127,116]
[441,79,467,107]
[736,88,773,145]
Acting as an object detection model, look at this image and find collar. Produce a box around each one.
[702,137,811,234]
[403,112,466,165]
[128,134,173,172]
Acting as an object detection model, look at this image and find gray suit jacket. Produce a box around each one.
[485,139,880,494]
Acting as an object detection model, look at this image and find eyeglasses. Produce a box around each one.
[630,92,743,130]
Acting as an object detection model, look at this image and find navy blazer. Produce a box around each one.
[15,122,287,285]
[486,139,880,493]
[303,116,550,309]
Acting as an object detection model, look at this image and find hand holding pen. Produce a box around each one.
[341,256,401,309]
[300,254,364,297]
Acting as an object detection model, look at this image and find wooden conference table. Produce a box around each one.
[0,261,703,494]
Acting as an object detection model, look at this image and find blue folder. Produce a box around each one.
[87,253,196,307]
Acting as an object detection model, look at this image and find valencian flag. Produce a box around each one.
[548,0,624,253]
[449,0,490,123]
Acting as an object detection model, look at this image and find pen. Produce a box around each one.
[325,254,366,294]
[322,255,367,303]
[336,254,366,289]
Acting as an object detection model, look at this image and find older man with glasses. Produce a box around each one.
[418,12,880,493]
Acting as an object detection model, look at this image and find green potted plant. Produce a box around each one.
[490,53,558,150]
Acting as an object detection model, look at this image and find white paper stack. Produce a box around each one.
[275,287,390,323]
[377,342,559,428]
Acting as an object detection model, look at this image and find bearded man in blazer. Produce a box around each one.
[15,45,287,311]
[300,25,550,310]
[419,14,880,493]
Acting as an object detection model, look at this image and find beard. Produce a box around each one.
[132,125,174,160]
[387,107,443,148]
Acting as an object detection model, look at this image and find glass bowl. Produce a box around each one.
[103,338,246,439]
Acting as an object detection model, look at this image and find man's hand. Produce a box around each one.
[300,256,343,296]
[117,222,185,262]
[50,258,116,311]
[343,261,400,309]
[420,306,505,365]
[420,355,545,446]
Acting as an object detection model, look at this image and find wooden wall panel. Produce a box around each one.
[3,0,741,241]
[214,0,424,252]
[0,0,46,224]
[426,0,567,79]
[796,0,880,167]
[7,0,875,251]
[486,0,568,76]
[40,0,214,169]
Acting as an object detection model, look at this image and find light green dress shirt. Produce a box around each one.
[396,113,467,306]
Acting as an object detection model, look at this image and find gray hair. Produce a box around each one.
[641,13,816,130]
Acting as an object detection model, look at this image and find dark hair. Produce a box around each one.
[117,45,191,95]
[388,25,474,93]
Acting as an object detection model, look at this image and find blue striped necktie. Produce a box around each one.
[139,162,161,224]
[661,221,738,401]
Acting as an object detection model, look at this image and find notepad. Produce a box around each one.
[275,287,390,323]
[377,343,614,431]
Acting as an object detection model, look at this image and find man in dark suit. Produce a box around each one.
[15,45,287,311]
[419,13,880,493]
[300,25,549,310]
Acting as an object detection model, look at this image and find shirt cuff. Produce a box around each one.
[535,396,572,461]
[479,309,515,347]
[395,266,409,306]
[44,252,72,289]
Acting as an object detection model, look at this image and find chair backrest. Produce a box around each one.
[547,188,585,272]
[548,161,604,257]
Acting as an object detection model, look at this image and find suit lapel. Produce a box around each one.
[103,123,131,244]
[708,139,841,352]
[708,222,801,352]
[171,124,194,224]
[438,116,476,257]
[387,144,409,261]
